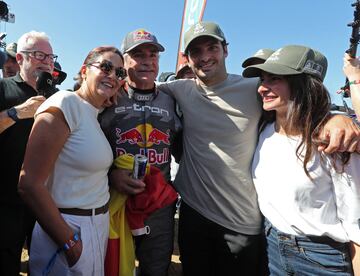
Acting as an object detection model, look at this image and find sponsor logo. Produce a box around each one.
[254,49,266,57]
[267,48,282,61]
[134,94,153,101]
[304,60,323,78]
[114,123,171,165]
[115,124,171,147]
[148,128,170,145]
[193,22,206,34]
[115,103,169,116]
[115,148,170,165]
[116,128,143,145]
[133,29,153,42]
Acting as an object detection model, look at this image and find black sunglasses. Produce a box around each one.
[21,50,58,63]
[88,60,127,80]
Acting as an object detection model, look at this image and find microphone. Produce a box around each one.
[36,71,54,98]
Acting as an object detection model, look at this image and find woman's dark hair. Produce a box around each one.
[261,73,350,178]
[73,46,124,89]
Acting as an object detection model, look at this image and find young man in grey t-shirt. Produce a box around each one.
[131,21,360,275]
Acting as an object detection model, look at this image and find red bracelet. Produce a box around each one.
[349,80,360,85]
[63,233,80,251]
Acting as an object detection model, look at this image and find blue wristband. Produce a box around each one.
[63,233,80,251]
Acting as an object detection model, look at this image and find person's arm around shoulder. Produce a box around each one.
[0,95,46,133]
[157,79,186,99]
[18,107,81,267]
[317,114,360,153]
[343,53,360,121]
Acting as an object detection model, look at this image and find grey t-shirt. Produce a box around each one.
[158,74,263,234]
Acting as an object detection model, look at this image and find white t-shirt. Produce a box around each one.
[252,123,360,244]
[35,91,112,209]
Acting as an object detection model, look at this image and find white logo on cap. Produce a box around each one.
[304,60,323,77]
[254,49,265,57]
[193,23,206,34]
[267,48,282,61]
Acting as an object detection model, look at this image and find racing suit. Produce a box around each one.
[99,85,181,276]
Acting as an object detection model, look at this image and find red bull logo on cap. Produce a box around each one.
[133,29,153,42]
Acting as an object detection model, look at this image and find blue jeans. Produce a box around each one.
[264,220,353,275]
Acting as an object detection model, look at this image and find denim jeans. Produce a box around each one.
[264,219,353,275]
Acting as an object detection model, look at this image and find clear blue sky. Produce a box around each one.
[0,0,355,106]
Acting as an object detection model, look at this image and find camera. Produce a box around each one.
[0,1,15,23]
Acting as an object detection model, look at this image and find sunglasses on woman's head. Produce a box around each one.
[88,60,127,80]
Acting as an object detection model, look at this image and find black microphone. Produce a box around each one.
[36,71,54,99]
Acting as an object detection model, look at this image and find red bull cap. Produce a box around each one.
[121,28,165,54]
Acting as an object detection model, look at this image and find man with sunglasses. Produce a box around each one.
[0,30,55,275]
[99,29,181,276]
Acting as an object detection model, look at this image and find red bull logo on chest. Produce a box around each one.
[115,124,170,147]
[148,129,170,145]
[116,128,143,145]
[115,148,170,166]
[114,124,171,165]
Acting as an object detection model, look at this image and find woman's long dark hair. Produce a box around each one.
[261,74,350,178]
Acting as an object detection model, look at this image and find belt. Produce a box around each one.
[59,202,109,216]
[265,219,341,245]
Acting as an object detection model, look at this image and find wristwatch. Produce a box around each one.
[7,107,19,122]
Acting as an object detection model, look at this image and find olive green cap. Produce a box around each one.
[312,49,328,81]
[242,45,324,78]
[184,21,225,54]
[242,48,275,68]
[5,42,17,58]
